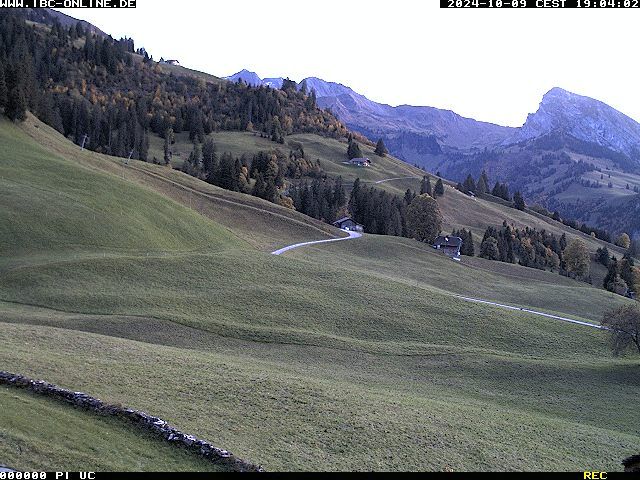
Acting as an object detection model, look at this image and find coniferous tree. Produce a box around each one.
[0,62,7,108]
[6,86,27,122]
[514,191,526,211]
[477,170,489,194]
[163,127,174,165]
[374,138,388,157]
[420,176,433,196]
[202,138,218,180]
[404,189,415,206]
[620,253,636,290]
[480,237,500,260]
[596,247,611,267]
[462,174,476,193]
[463,229,475,256]
[434,178,445,197]
[347,139,363,160]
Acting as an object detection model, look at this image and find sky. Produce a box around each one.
[56,1,640,127]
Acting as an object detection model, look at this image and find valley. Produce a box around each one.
[1,7,638,473]
[1,112,638,471]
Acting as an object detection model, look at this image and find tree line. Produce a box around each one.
[0,11,349,161]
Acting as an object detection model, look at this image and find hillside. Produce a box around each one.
[1,114,638,471]
[0,388,226,472]
[222,69,640,236]
[224,70,515,152]
[145,121,628,262]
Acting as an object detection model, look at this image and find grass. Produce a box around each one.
[0,117,241,260]
[0,388,228,472]
[1,117,638,471]
[146,128,626,260]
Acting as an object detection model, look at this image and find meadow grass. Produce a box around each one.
[0,388,228,471]
[1,117,638,472]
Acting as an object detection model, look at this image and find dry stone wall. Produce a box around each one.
[0,371,263,472]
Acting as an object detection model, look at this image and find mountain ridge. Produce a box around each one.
[224,70,516,151]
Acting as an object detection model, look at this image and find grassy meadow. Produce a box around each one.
[0,388,226,472]
[1,117,638,471]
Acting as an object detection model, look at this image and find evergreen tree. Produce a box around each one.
[464,229,475,256]
[404,189,415,206]
[434,178,445,197]
[163,127,174,165]
[202,138,218,181]
[305,89,317,110]
[0,62,7,108]
[374,138,388,157]
[480,237,500,261]
[6,86,26,122]
[347,139,363,160]
[462,174,476,193]
[420,176,433,196]
[477,170,489,194]
[620,253,636,289]
[514,191,526,211]
[596,247,611,267]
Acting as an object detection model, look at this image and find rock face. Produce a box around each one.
[508,87,640,158]
[0,371,263,472]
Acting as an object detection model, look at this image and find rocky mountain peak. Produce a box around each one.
[511,87,640,157]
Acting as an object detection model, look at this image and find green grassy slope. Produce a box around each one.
[0,388,227,472]
[17,116,342,253]
[148,129,625,259]
[0,118,241,261]
[1,118,638,471]
[285,234,631,323]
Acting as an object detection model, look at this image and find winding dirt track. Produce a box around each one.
[272,232,604,331]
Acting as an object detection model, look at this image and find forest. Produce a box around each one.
[0,10,348,161]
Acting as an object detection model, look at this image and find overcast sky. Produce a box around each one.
[56,1,640,127]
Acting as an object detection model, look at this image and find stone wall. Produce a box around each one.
[0,371,263,472]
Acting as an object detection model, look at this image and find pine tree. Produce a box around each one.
[420,176,433,196]
[374,138,388,157]
[403,189,415,206]
[476,171,489,194]
[0,62,7,108]
[6,86,26,122]
[434,178,445,197]
[596,247,610,267]
[202,138,218,181]
[514,191,526,211]
[163,127,174,165]
[620,253,635,289]
[604,256,620,291]
[347,139,363,160]
[462,174,476,193]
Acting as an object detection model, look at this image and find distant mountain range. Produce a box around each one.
[227,70,640,235]
[508,87,640,158]
[225,70,515,153]
[226,70,640,165]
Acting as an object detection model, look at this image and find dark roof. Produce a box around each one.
[623,455,640,467]
[433,236,463,248]
[350,158,370,163]
[333,217,362,226]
